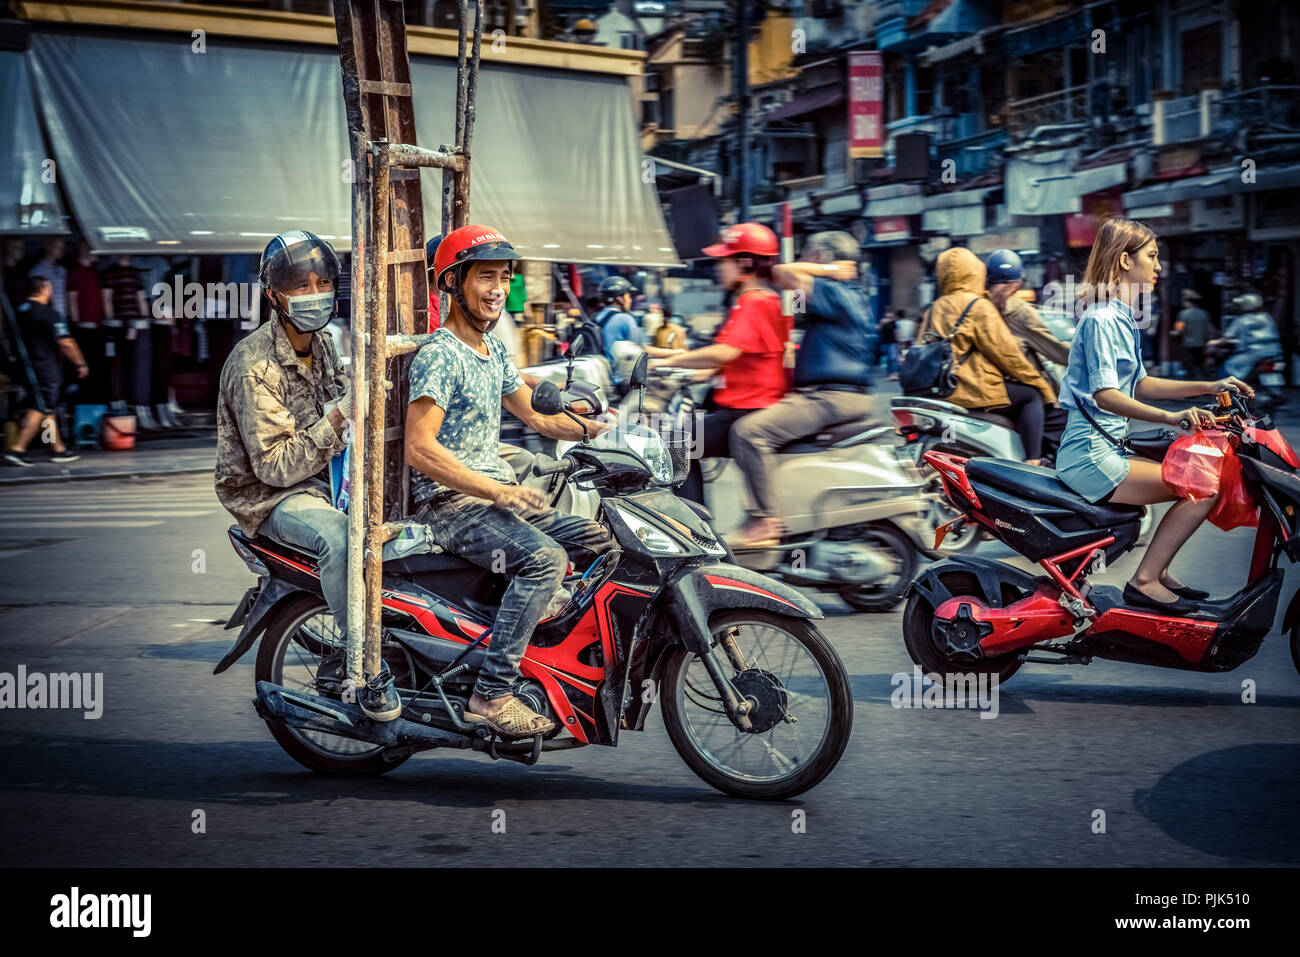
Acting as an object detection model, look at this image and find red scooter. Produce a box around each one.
[905,390,1300,681]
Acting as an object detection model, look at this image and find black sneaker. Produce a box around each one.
[4,451,33,468]
[359,669,402,722]
[50,451,81,464]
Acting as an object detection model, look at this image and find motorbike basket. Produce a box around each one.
[656,421,694,487]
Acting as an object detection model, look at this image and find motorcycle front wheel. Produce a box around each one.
[659,610,852,800]
[255,594,414,776]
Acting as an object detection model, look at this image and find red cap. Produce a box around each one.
[702,222,780,258]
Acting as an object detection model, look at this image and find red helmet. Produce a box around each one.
[702,222,780,258]
[432,224,518,289]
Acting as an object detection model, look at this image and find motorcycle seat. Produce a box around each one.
[967,410,1016,431]
[243,531,481,577]
[1128,428,1178,463]
[777,416,886,454]
[965,459,1146,526]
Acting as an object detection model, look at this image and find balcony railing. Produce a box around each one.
[1004,84,1088,135]
[1212,85,1300,133]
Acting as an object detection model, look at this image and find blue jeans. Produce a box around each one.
[261,492,350,645]
[417,491,616,700]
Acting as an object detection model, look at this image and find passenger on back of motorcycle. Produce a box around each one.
[984,248,1071,466]
[725,230,877,549]
[922,247,1060,466]
[647,223,792,511]
[1054,218,1253,613]
[406,224,618,738]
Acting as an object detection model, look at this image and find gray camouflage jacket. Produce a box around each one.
[215,318,348,537]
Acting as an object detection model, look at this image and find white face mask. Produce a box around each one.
[284,290,335,332]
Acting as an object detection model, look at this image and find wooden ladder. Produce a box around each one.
[333,0,484,682]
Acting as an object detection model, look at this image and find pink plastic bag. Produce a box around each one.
[1161,430,1228,502]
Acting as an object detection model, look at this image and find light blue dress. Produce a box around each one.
[1056,298,1146,502]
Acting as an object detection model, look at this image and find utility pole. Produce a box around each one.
[735,0,749,220]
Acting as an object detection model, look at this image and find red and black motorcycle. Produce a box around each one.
[214,371,852,800]
[906,389,1300,682]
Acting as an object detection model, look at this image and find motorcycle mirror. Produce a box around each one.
[531,380,564,416]
[569,338,584,359]
[629,353,649,390]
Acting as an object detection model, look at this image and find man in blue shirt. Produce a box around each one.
[591,275,643,389]
[729,231,877,548]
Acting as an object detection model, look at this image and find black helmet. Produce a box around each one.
[259,230,341,295]
[258,230,341,331]
[425,234,443,275]
[599,275,634,304]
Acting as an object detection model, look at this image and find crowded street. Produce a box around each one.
[1,406,1297,867]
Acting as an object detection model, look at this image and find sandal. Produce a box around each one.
[464,695,556,737]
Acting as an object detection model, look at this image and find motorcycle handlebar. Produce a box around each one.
[532,458,574,478]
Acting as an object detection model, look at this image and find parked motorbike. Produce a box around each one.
[890,394,1153,547]
[646,370,945,612]
[906,389,1300,683]
[214,357,852,800]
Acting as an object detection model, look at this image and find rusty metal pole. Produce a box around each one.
[345,127,370,688]
[453,0,484,227]
[363,140,390,681]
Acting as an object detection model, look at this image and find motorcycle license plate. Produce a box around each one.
[1260,373,1285,386]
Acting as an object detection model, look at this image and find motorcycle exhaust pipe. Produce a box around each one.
[254,681,473,752]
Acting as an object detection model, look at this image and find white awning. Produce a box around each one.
[1006,151,1126,216]
[922,205,984,235]
[0,51,67,234]
[26,30,681,266]
[922,187,995,210]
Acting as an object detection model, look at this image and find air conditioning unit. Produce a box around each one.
[1191,195,1244,232]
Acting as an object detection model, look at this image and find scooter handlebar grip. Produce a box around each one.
[532,458,572,477]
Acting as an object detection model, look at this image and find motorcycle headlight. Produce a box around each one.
[620,512,684,554]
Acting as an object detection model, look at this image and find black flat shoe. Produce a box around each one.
[1169,585,1210,600]
[1122,583,1195,616]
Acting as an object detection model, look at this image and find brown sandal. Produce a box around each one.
[464,695,556,737]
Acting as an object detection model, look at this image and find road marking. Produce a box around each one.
[0,521,164,530]
[0,510,212,518]
[49,605,138,646]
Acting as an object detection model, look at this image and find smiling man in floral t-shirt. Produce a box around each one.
[405,225,615,738]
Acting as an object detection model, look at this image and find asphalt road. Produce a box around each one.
[0,461,1298,868]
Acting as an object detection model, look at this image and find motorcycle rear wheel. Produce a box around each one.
[255,595,412,776]
[902,590,1023,684]
[836,523,918,612]
[659,610,852,800]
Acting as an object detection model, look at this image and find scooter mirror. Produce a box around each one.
[569,338,584,359]
[628,353,649,390]
[531,380,564,416]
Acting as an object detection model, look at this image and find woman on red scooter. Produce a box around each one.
[1056,218,1253,612]
[647,223,791,507]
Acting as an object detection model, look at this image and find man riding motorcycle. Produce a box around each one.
[728,230,876,548]
[405,224,617,738]
[647,222,792,509]
[215,231,392,716]
[984,248,1070,464]
[1215,292,1282,381]
[591,275,644,391]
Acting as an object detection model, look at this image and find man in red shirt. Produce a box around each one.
[649,223,790,507]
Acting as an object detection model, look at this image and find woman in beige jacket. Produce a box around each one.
[917,247,1059,464]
